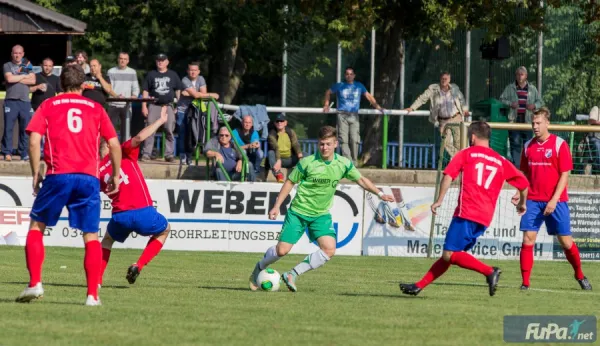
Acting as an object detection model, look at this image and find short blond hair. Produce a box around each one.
[532,106,551,121]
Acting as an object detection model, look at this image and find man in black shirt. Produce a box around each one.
[30,58,61,111]
[141,53,184,162]
[82,59,115,106]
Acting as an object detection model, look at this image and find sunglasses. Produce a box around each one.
[275,120,285,123]
[219,134,230,137]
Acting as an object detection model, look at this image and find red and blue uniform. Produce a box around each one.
[519,134,573,235]
[442,146,529,251]
[26,94,116,233]
[99,139,168,242]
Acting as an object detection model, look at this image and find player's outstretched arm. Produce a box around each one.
[431,174,452,215]
[28,132,43,195]
[131,106,168,148]
[268,180,296,220]
[355,176,394,202]
[105,137,122,195]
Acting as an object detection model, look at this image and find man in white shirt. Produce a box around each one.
[107,52,140,140]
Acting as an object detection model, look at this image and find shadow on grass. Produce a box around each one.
[198,285,250,292]
[2,281,129,289]
[0,297,86,306]
[339,292,423,299]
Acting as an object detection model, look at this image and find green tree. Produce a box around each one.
[294,0,544,165]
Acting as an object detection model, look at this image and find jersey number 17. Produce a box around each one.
[474,162,498,189]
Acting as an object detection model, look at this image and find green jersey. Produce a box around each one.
[288,152,362,217]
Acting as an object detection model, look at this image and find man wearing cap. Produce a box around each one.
[267,113,302,182]
[64,55,77,66]
[2,45,36,161]
[141,54,185,162]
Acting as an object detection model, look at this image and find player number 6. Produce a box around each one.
[67,108,83,133]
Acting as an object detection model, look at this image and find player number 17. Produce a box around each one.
[474,162,497,189]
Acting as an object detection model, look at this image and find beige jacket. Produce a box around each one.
[410,83,467,127]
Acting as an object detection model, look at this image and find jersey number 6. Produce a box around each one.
[67,108,83,133]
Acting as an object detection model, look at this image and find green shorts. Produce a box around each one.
[278,210,336,244]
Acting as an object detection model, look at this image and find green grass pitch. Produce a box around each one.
[0,246,599,345]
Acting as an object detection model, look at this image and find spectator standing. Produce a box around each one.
[2,45,36,161]
[205,126,255,182]
[30,58,62,111]
[267,113,302,182]
[500,66,543,165]
[141,54,184,162]
[82,59,115,106]
[75,50,91,74]
[232,115,262,175]
[586,106,600,173]
[405,72,468,157]
[107,52,140,140]
[323,67,382,163]
[176,61,219,165]
[64,55,77,67]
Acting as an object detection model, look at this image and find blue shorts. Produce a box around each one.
[443,217,487,251]
[30,174,100,233]
[107,206,169,243]
[520,200,571,236]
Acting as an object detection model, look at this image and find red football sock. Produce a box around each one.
[25,230,45,287]
[520,243,534,287]
[450,251,494,276]
[100,248,111,285]
[564,243,584,280]
[416,258,451,289]
[84,240,102,299]
[137,238,163,271]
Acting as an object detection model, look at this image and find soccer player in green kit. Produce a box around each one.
[249,125,394,292]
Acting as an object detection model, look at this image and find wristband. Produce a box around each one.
[377,191,384,198]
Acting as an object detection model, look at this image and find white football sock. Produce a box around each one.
[258,246,280,270]
[292,249,330,276]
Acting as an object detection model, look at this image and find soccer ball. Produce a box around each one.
[257,268,281,291]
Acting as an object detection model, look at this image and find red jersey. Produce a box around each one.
[444,146,529,227]
[99,139,153,213]
[25,94,117,178]
[520,134,572,202]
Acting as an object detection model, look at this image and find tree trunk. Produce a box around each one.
[360,23,403,166]
[209,37,247,104]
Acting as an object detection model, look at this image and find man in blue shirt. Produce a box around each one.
[323,67,382,163]
[232,115,262,175]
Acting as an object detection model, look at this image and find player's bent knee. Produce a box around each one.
[276,242,292,257]
[522,231,537,245]
[442,251,453,262]
[101,234,114,249]
[322,247,336,258]
[156,227,170,243]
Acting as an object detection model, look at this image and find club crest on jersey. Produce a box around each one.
[545,149,552,158]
